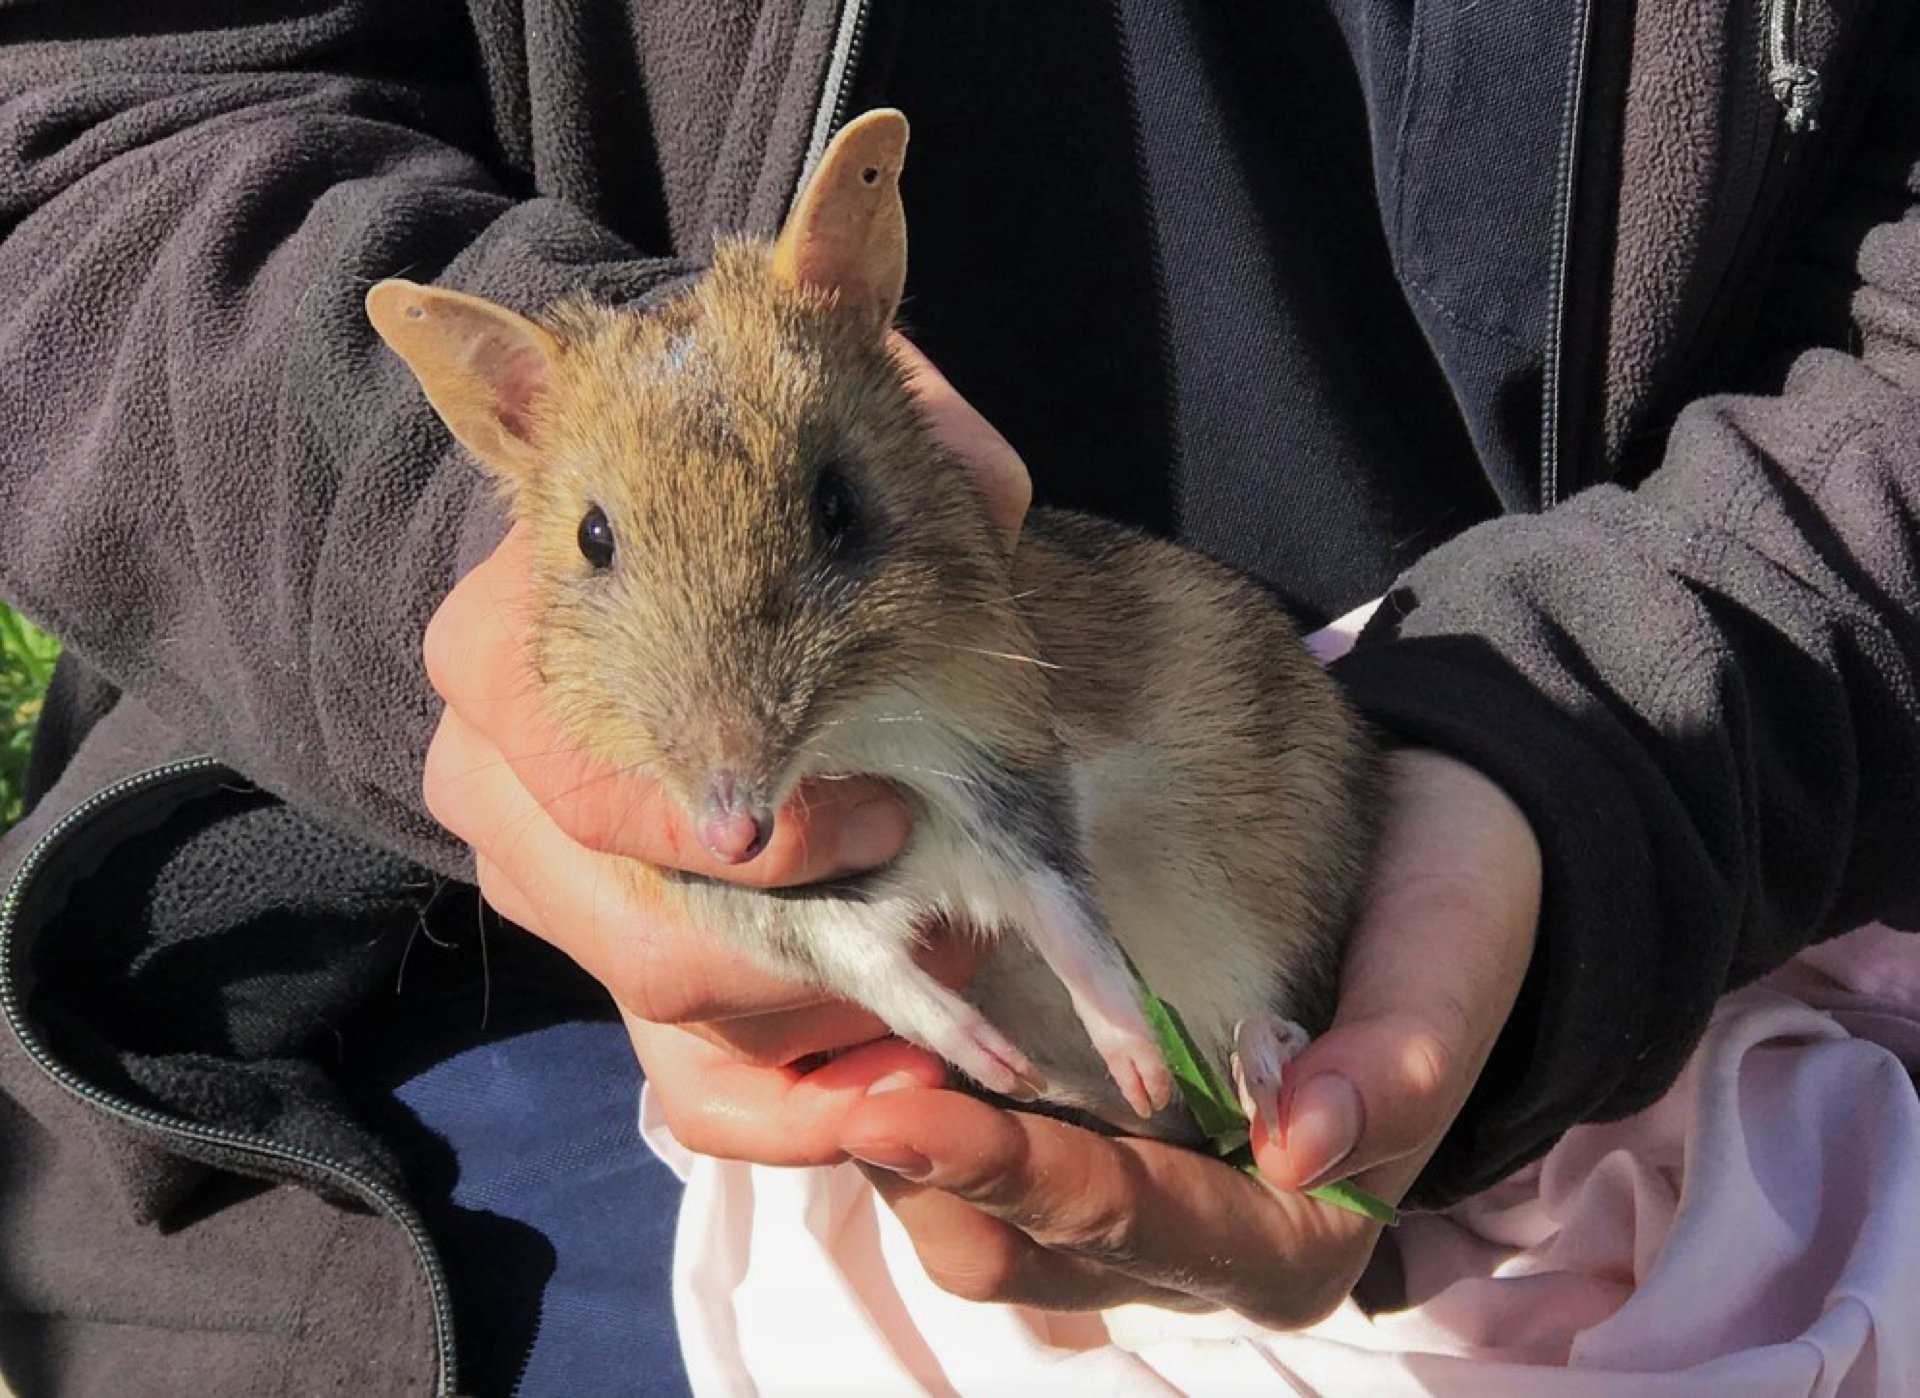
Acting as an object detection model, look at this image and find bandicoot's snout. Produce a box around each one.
[700,768,776,864]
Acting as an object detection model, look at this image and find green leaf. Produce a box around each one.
[1130,961,1399,1228]
[1135,972,1244,1144]
[1302,1177,1401,1226]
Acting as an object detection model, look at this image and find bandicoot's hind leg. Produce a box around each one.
[1020,871,1172,1120]
[793,898,1047,1101]
[676,877,1045,1100]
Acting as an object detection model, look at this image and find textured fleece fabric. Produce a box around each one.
[0,0,1917,1391]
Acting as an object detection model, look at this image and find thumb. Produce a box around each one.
[1260,1010,1465,1192]
[1253,749,1541,1193]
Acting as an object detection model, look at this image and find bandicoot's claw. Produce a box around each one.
[1105,1039,1174,1120]
[1011,1066,1050,1103]
[1233,1014,1311,1146]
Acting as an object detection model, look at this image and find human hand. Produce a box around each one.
[422,337,1032,1164]
[836,747,1540,1325]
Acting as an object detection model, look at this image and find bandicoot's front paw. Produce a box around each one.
[1231,1013,1311,1146]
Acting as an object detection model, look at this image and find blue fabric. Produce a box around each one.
[393,1019,690,1398]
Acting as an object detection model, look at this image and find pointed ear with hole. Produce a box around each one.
[365,279,559,483]
[771,108,909,340]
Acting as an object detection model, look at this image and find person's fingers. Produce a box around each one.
[429,693,992,1042]
[424,523,912,885]
[472,849,540,929]
[840,1087,1374,1329]
[631,1013,948,1166]
[858,1165,1211,1313]
[890,336,1032,543]
[681,916,989,1067]
[427,702,833,1023]
[1255,748,1541,1191]
[680,1001,891,1069]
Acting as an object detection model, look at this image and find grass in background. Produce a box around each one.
[0,604,58,830]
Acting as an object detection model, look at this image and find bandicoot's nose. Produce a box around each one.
[700,771,775,864]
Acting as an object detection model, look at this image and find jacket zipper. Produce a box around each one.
[0,759,459,1396]
[1544,0,1816,502]
[798,0,875,193]
[1766,0,1821,132]
[1663,0,1817,433]
[1538,0,1599,506]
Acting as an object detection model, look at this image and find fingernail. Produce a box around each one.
[838,798,909,870]
[845,1143,931,1180]
[1284,1074,1363,1188]
[865,1071,922,1096]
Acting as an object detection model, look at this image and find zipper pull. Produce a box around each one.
[1766,0,1822,133]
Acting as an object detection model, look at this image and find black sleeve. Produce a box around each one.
[1334,54,1920,1208]
[0,6,695,877]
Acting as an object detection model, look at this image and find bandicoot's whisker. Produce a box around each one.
[930,642,1062,671]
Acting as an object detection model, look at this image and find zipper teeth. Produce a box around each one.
[1538,0,1598,506]
[0,759,458,1395]
[829,1,873,137]
[798,0,875,197]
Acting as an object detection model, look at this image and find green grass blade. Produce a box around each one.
[1304,1178,1401,1226]
[1131,964,1399,1227]
[1135,974,1244,1143]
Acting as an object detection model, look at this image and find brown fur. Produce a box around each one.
[369,109,1381,1137]
[498,245,1057,820]
[1015,512,1379,1054]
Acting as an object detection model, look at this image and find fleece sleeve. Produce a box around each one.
[1334,49,1920,1209]
[0,5,695,877]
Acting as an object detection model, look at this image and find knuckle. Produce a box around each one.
[1053,1201,1142,1270]
[1243,1276,1350,1332]
[472,861,510,912]
[1234,1246,1367,1331]
[1295,1273,1355,1328]
[654,1091,723,1160]
[420,767,466,841]
[705,1019,824,1070]
[605,937,696,1027]
[1398,1022,1458,1104]
[926,1246,1025,1306]
[421,603,464,700]
[608,972,673,1027]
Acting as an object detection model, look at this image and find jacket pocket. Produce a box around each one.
[1388,0,1584,351]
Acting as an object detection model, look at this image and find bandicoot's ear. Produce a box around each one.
[771,108,908,338]
[365,279,559,481]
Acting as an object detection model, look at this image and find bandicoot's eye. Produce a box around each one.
[578,505,615,569]
[813,467,864,554]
